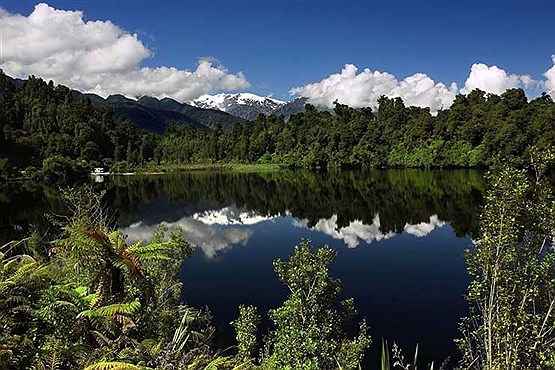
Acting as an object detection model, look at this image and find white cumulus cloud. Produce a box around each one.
[0,3,249,100]
[290,64,457,113]
[293,214,395,249]
[291,61,550,112]
[120,216,253,259]
[545,55,555,97]
[293,213,447,248]
[403,215,445,238]
[192,205,276,225]
[460,63,534,95]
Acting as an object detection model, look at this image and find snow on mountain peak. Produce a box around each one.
[236,93,285,104]
[188,93,287,120]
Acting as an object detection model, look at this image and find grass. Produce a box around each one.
[129,162,283,174]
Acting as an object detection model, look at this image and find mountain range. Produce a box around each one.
[72,92,243,133]
[189,93,310,121]
[189,93,286,120]
[72,91,308,133]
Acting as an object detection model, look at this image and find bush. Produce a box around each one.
[41,156,87,184]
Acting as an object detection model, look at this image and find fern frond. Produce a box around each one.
[186,355,241,370]
[78,300,141,319]
[84,361,152,370]
[114,314,136,330]
[47,345,61,370]
[111,250,145,278]
[127,242,171,254]
[74,286,88,295]
[38,300,79,318]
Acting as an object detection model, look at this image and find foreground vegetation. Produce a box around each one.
[1,70,554,183]
[0,187,369,369]
[457,151,555,369]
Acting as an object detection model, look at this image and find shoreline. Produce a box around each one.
[90,163,283,176]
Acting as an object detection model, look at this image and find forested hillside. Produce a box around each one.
[72,92,244,133]
[159,90,555,168]
[0,71,158,177]
[1,71,554,179]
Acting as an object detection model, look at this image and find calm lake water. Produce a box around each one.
[0,169,485,367]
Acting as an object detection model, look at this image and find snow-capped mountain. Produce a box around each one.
[189,93,287,120]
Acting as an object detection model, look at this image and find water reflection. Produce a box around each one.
[293,214,395,248]
[292,214,445,249]
[121,205,447,255]
[404,214,445,237]
[192,205,278,226]
[120,205,280,258]
[0,169,485,247]
[108,169,484,237]
[0,169,486,367]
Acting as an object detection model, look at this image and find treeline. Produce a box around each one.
[2,70,555,179]
[159,90,555,168]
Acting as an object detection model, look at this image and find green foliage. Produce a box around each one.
[379,340,444,370]
[0,158,12,181]
[41,155,88,184]
[381,340,391,370]
[232,305,260,362]
[262,240,370,370]
[457,157,555,369]
[84,362,151,370]
[0,245,50,369]
[0,186,217,370]
[0,72,159,178]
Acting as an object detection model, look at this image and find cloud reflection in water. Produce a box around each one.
[120,203,446,256]
[120,205,276,258]
[293,214,446,248]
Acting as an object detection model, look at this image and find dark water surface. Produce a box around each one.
[0,169,485,367]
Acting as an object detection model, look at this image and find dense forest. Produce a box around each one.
[159,90,555,169]
[0,71,158,180]
[1,70,555,181]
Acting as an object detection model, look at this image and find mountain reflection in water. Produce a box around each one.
[121,205,449,256]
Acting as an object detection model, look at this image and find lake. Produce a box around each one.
[0,169,485,367]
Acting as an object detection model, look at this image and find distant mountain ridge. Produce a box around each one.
[75,91,310,133]
[6,73,311,132]
[72,91,245,133]
[271,97,309,118]
[188,93,311,121]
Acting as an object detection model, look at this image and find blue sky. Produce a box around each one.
[1,0,554,108]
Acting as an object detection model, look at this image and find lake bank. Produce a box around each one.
[90,163,283,177]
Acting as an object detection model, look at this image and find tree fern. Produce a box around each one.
[186,355,249,370]
[78,300,141,334]
[53,226,148,305]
